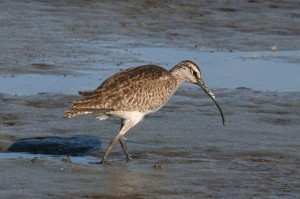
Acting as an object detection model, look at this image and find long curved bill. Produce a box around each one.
[196,78,225,126]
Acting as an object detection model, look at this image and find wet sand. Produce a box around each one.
[1,1,300,198]
[1,89,300,198]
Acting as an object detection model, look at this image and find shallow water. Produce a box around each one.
[1,89,299,198]
[1,48,300,96]
[1,1,300,198]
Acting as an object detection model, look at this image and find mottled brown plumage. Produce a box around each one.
[65,65,178,117]
[65,60,225,163]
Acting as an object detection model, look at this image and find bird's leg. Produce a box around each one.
[100,119,135,164]
[119,135,132,160]
[100,134,121,164]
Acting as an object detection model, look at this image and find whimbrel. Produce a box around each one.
[65,60,225,163]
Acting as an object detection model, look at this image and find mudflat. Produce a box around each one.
[0,1,299,198]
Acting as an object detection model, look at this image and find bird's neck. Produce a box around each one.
[170,68,185,85]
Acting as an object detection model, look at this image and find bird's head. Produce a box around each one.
[171,60,202,84]
[171,60,225,126]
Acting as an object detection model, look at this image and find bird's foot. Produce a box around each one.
[99,158,108,164]
[125,153,132,160]
[91,156,132,165]
[125,157,132,162]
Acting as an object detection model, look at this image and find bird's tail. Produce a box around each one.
[64,108,93,118]
[64,107,111,119]
[78,90,94,96]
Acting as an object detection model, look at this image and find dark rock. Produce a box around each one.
[8,135,101,156]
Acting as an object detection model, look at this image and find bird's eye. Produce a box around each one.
[192,70,198,78]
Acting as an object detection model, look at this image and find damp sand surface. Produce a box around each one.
[1,89,300,198]
[1,1,300,198]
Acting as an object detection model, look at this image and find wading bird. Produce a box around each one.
[65,60,225,163]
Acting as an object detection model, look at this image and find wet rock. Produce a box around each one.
[8,135,101,156]
[62,155,72,163]
[153,164,162,169]
[31,157,38,163]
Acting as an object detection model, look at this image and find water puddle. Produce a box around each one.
[131,47,300,92]
[0,73,105,96]
[0,48,299,95]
